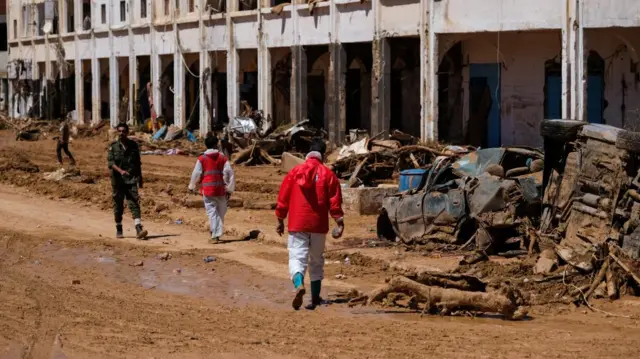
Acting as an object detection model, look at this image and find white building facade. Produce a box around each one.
[6,0,640,147]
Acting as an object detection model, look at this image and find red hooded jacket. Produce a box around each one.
[275,155,344,234]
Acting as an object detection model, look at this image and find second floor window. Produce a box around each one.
[120,1,126,22]
[101,4,106,24]
[141,1,148,18]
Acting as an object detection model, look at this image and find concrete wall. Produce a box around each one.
[6,0,640,146]
[458,31,562,147]
[586,28,640,130]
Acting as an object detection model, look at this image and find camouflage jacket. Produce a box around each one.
[107,139,142,185]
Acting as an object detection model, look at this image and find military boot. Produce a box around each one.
[305,280,322,310]
[116,224,124,239]
[136,224,148,240]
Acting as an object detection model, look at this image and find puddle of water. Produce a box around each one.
[34,241,367,316]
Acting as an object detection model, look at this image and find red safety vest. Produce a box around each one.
[199,152,228,197]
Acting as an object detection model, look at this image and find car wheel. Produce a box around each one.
[615,130,640,153]
[376,210,397,242]
[540,119,585,142]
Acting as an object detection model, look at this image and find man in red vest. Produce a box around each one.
[275,140,345,310]
[188,133,235,243]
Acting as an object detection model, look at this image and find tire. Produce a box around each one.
[615,130,640,153]
[376,210,397,242]
[540,119,585,142]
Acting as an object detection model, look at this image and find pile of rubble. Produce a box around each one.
[223,107,325,166]
[331,130,472,187]
[353,120,640,319]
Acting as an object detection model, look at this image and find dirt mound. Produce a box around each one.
[0,149,39,173]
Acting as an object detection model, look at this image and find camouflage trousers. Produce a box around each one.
[112,183,141,224]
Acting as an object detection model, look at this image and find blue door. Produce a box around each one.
[545,73,562,119]
[587,75,604,124]
[469,64,501,147]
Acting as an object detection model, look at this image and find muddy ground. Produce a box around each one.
[1,129,640,358]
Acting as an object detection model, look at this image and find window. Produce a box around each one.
[0,23,7,51]
[13,20,17,39]
[164,0,170,16]
[189,0,195,12]
[120,1,126,22]
[101,4,106,24]
[141,0,148,18]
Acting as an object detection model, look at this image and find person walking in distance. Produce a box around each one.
[107,122,148,240]
[56,117,76,166]
[188,133,235,243]
[275,140,344,310]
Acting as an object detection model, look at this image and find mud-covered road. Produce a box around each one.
[2,130,640,358]
[2,188,640,358]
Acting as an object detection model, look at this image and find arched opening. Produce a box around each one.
[544,57,562,119]
[160,58,174,125]
[136,56,152,125]
[185,58,200,130]
[587,50,605,124]
[272,49,291,127]
[305,45,329,130]
[309,51,329,130]
[437,41,464,144]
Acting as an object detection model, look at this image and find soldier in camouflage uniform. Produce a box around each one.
[107,122,148,239]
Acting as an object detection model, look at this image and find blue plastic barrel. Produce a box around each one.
[399,169,427,192]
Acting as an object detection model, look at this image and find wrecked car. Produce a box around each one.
[540,120,640,265]
[377,147,544,260]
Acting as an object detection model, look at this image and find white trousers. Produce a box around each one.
[203,195,227,238]
[288,232,327,282]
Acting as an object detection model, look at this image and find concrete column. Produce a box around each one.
[562,0,584,121]
[73,0,84,123]
[290,46,307,124]
[419,0,437,141]
[258,46,272,120]
[327,43,346,144]
[109,56,119,126]
[129,56,137,124]
[257,0,272,120]
[174,50,185,128]
[91,58,101,124]
[199,0,212,135]
[8,79,14,118]
[576,0,585,122]
[128,0,137,124]
[74,59,84,123]
[371,38,390,138]
[200,51,212,133]
[151,54,162,117]
[226,0,239,118]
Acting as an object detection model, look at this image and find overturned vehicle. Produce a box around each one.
[377,147,544,261]
[540,120,640,270]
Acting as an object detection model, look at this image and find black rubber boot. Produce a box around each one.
[305,280,322,310]
[116,224,124,239]
[136,224,148,240]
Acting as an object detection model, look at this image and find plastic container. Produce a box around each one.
[399,169,427,192]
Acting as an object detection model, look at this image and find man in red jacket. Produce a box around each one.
[275,140,345,310]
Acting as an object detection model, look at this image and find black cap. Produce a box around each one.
[309,138,326,155]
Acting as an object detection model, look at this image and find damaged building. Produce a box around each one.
[5,0,640,146]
